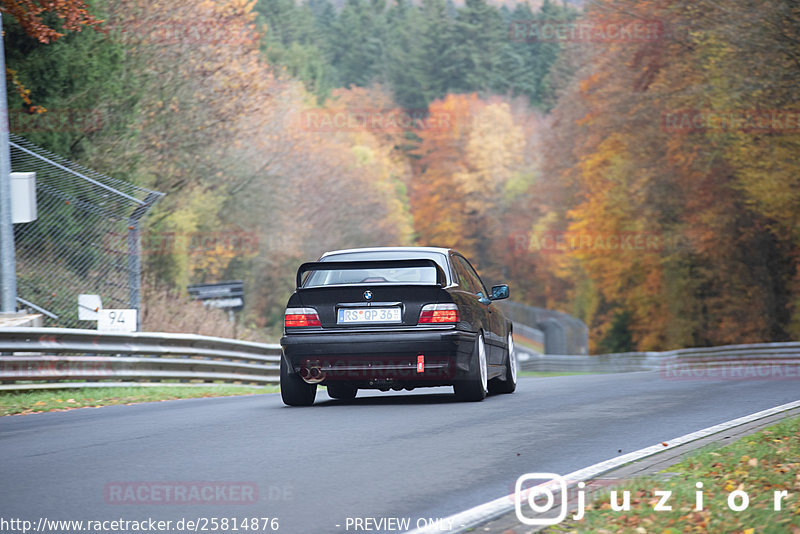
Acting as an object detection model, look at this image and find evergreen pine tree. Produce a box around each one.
[384,0,427,109]
[506,2,539,104]
[449,0,506,94]
[329,0,386,88]
[256,0,334,100]
[417,0,458,103]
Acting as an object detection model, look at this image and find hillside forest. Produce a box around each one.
[5,0,800,352]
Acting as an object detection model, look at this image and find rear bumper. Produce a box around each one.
[280,328,477,387]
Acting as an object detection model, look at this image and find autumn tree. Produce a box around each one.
[538,0,800,351]
[1,0,102,43]
[410,93,531,286]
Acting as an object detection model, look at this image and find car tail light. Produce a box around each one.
[285,307,321,327]
[418,303,459,324]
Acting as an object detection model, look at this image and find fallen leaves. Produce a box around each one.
[560,417,800,532]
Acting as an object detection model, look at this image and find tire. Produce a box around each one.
[454,333,488,402]
[327,382,358,400]
[489,331,517,395]
[280,356,317,406]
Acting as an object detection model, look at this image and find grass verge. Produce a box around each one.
[0,385,278,416]
[545,415,800,533]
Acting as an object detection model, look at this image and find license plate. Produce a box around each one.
[337,308,401,324]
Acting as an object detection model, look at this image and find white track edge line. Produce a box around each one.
[406,398,800,534]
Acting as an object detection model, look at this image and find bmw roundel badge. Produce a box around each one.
[364,290,373,301]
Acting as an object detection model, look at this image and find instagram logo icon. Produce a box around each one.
[514,473,576,526]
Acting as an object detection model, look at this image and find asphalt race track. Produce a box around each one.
[1,372,798,533]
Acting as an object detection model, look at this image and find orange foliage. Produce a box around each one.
[539,0,800,351]
[410,94,528,281]
[1,0,103,43]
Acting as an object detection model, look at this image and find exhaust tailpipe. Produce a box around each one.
[300,365,326,384]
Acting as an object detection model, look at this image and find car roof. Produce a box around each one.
[319,247,455,285]
[320,246,453,258]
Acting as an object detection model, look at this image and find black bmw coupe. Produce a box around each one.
[279,247,516,406]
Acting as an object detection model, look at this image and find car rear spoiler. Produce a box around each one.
[296,259,447,288]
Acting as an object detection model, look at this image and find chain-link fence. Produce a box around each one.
[498,300,589,355]
[10,134,163,328]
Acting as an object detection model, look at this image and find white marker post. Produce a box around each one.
[98,309,138,333]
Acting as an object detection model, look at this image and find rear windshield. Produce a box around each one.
[303,251,449,288]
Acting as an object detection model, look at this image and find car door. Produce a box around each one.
[458,255,506,365]
[451,254,504,367]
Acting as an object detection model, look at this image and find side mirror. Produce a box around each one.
[490,284,509,301]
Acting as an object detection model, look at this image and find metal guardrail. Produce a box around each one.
[0,328,281,390]
[517,341,800,378]
[499,301,589,355]
[511,323,545,354]
[3,327,798,391]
